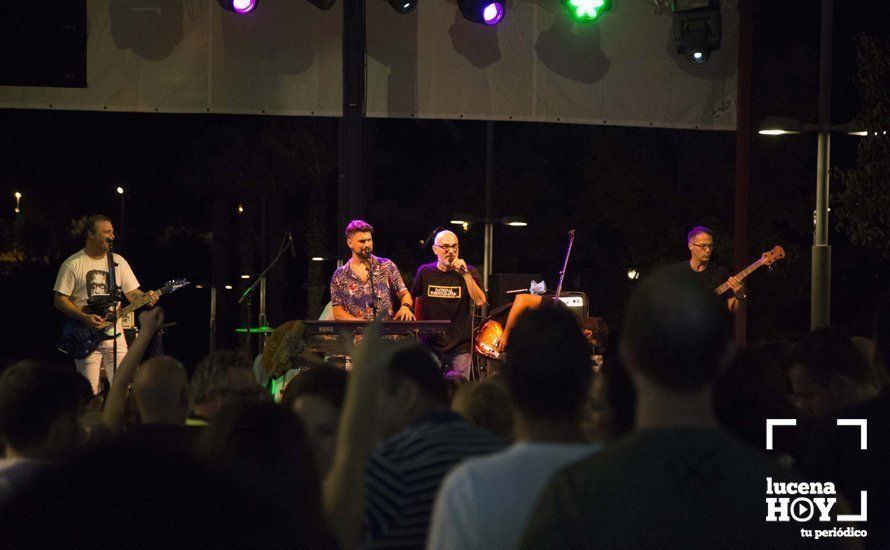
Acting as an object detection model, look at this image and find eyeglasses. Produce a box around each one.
[434,244,459,251]
[690,243,714,250]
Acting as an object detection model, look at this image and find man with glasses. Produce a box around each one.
[412,230,486,379]
[674,226,745,313]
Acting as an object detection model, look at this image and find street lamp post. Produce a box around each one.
[757,0,871,330]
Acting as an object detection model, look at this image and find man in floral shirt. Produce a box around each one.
[330,220,415,321]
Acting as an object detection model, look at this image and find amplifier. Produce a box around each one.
[557,291,589,319]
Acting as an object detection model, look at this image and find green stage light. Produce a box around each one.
[565,0,610,21]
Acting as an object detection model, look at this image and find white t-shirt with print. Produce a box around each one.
[53,250,140,309]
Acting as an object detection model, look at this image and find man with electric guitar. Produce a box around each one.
[53,215,159,394]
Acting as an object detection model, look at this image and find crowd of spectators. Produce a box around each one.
[0,269,886,548]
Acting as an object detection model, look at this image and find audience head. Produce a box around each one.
[714,347,798,454]
[0,361,90,459]
[787,327,876,419]
[377,344,448,439]
[451,380,514,440]
[621,267,730,394]
[504,302,593,422]
[190,350,261,421]
[196,401,321,519]
[281,367,348,477]
[133,356,190,426]
[0,438,310,548]
[588,355,635,442]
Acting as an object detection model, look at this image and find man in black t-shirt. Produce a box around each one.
[412,230,487,380]
[671,225,745,313]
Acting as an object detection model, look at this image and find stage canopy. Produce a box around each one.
[0,0,738,130]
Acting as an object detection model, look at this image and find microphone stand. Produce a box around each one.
[239,234,290,357]
[106,241,121,395]
[368,254,377,320]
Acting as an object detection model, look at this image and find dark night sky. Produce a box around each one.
[2,0,888,369]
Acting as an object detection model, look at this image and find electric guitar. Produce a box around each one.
[715,246,785,296]
[57,278,189,359]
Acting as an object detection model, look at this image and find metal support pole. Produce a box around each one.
[483,121,494,316]
[812,0,833,330]
[732,0,754,348]
[209,285,217,351]
[338,0,367,246]
[812,132,831,329]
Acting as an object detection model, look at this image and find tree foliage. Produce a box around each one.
[836,35,890,257]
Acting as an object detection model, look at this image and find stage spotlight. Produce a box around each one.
[565,0,610,22]
[217,0,257,14]
[458,0,505,26]
[386,0,416,14]
[671,0,721,65]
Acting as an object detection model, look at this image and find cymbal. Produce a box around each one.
[234,326,276,334]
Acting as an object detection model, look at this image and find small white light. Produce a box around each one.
[312,257,324,262]
[225,284,233,290]
[506,221,528,227]
[627,269,640,280]
[240,274,250,279]
[116,186,124,195]
[237,204,244,213]
[14,192,22,199]
[759,129,798,136]
[195,284,204,289]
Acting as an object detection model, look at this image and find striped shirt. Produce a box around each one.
[364,411,505,549]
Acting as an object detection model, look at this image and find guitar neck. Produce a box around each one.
[120,288,162,317]
[715,259,764,295]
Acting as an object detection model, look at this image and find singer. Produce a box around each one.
[330,219,415,321]
[52,214,159,393]
[412,230,486,379]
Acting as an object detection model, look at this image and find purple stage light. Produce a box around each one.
[232,0,256,14]
[482,2,504,25]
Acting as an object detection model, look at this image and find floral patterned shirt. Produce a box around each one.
[329,255,408,320]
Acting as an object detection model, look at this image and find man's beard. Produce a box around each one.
[358,248,371,259]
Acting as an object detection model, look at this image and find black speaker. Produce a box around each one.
[488,273,542,309]
[0,1,87,88]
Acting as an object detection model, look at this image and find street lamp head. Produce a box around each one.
[450,213,475,226]
[14,192,22,199]
[116,186,125,195]
[758,116,804,136]
[501,216,528,227]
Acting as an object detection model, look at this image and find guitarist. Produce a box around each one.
[52,215,158,394]
[674,226,746,313]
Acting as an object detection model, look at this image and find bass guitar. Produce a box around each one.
[715,246,785,296]
[57,278,189,359]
